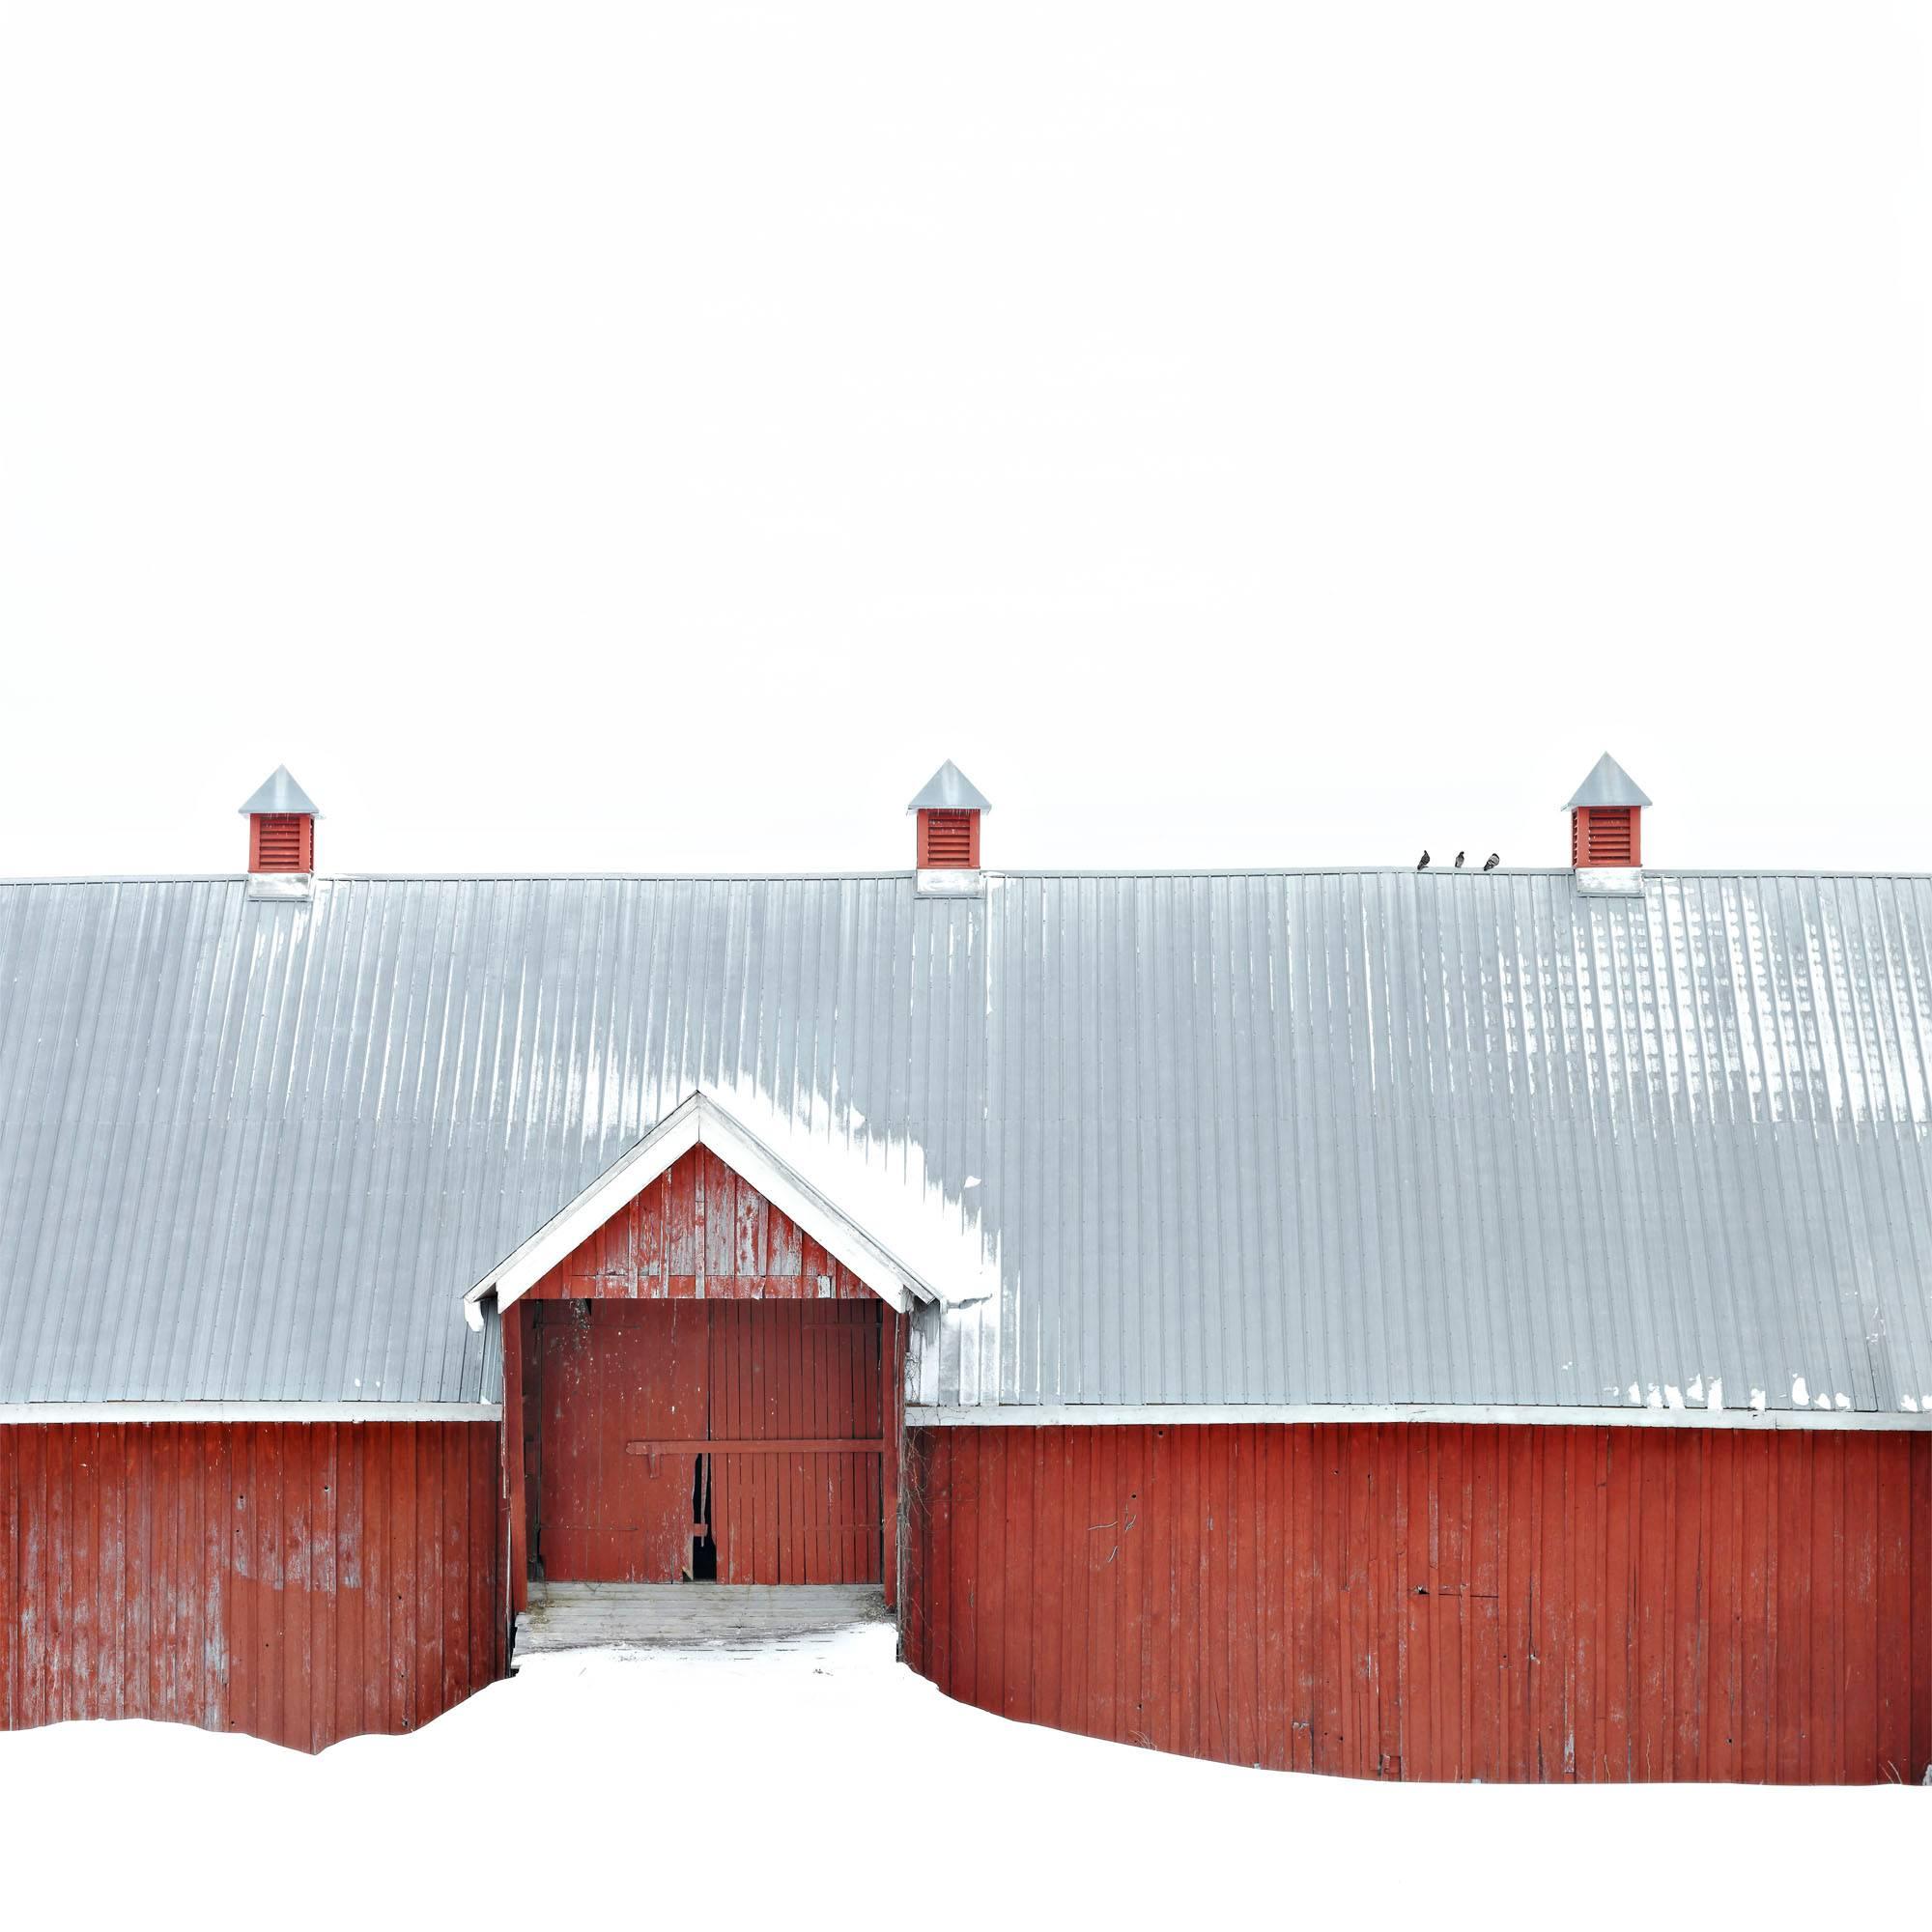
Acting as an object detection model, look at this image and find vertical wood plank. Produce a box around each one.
[504,1299,527,1617]
[895,1422,1932,1785]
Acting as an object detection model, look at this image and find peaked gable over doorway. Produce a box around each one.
[500,1142,907,1618]
[526,1145,878,1303]
[467,1090,948,1329]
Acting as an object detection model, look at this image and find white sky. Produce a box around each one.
[2,5,1928,879]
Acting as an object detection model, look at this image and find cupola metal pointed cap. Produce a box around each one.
[906,760,992,815]
[1563,753,1650,812]
[238,765,322,817]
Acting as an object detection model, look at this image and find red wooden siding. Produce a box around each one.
[0,1422,502,1752]
[526,1145,873,1301]
[527,1299,886,1585]
[904,1423,1932,1783]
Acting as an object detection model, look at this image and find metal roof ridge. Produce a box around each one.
[8,864,1932,887]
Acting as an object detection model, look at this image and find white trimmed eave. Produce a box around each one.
[0,1402,502,1425]
[905,1402,1932,1432]
[464,1091,936,1327]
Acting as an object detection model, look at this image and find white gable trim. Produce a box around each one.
[463,1092,933,1327]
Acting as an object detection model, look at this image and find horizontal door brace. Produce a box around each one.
[624,1437,885,1456]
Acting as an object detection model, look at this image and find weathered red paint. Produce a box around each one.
[709,1302,886,1584]
[903,1423,1932,1783]
[528,1299,887,1585]
[526,1145,875,1302]
[916,808,979,868]
[533,1301,708,1580]
[1571,805,1639,867]
[512,1149,904,1593]
[0,1422,502,1752]
[881,1310,906,1608]
[247,811,313,873]
[503,1299,529,1620]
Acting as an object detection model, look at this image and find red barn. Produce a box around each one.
[2,755,1929,1779]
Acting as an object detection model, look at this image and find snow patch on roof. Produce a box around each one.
[702,1075,999,1308]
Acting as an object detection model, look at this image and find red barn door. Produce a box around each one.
[709,1301,885,1584]
[531,1299,884,1584]
[533,1301,710,1581]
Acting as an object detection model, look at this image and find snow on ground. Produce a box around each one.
[0,1629,1922,1928]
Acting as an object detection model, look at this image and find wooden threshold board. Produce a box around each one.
[513,1581,892,1661]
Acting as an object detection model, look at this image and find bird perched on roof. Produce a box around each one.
[1483,852,1499,871]
[1454,850,1466,868]
[1417,850,1431,869]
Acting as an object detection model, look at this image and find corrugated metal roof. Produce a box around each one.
[2,868,1930,1415]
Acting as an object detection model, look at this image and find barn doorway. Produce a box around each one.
[528,1299,888,1585]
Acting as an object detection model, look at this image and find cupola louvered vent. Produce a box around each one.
[1572,806,1639,868]
[1563,755,1649,876]
[919,809,978,869]
[239,768,320,878]
[906,762,989,885]
[250,812,313,873]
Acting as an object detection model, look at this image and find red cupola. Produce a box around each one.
[907,760,990,872]
[239,766,320,874]
[1565,753,1649,869]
